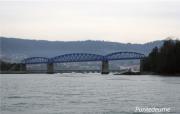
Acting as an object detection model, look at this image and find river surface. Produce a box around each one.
[0,74,180,114]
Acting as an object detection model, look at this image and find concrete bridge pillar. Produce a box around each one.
[47,63,54,74]
[140,58,145,72]
[20,63,26,71]
[101,60,109,74]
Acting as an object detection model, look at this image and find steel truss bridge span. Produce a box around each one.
[21,52,145,64]
[21,52,146,74]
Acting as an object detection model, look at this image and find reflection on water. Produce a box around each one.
[0,74,180,114]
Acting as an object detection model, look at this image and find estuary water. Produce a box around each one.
[0,73,180,114]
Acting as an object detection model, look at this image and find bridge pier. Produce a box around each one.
[140,58,145,72]
[20,63,26,71]
[47,63,54,74]
[101,60,109,74]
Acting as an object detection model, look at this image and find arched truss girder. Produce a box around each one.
[21,57,49,64]
[105,51,146,60]
[52,53,104,63]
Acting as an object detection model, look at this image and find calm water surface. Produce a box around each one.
[0,73,180,114]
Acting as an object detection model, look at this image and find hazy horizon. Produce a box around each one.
[0,0,180,43]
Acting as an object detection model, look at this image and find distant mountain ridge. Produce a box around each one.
[0,37,164,62]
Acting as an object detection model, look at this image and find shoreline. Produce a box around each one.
[1,71,180,76]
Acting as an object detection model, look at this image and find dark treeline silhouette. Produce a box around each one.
[0,60,21,71]
[142,39,180,75]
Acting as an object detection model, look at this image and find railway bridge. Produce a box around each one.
[21,52,145,74]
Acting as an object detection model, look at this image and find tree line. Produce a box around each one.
[142,39,180,75]
[0,60,21,71]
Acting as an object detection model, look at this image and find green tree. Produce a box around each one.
[142,39,180,75]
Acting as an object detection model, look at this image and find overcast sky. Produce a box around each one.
[0,0,180,43]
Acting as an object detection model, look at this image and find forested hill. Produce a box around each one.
[142,40,180,74]
[0,37,163,62]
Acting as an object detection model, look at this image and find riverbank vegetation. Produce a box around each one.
[0,61,21,71]
[142,39,180,75]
